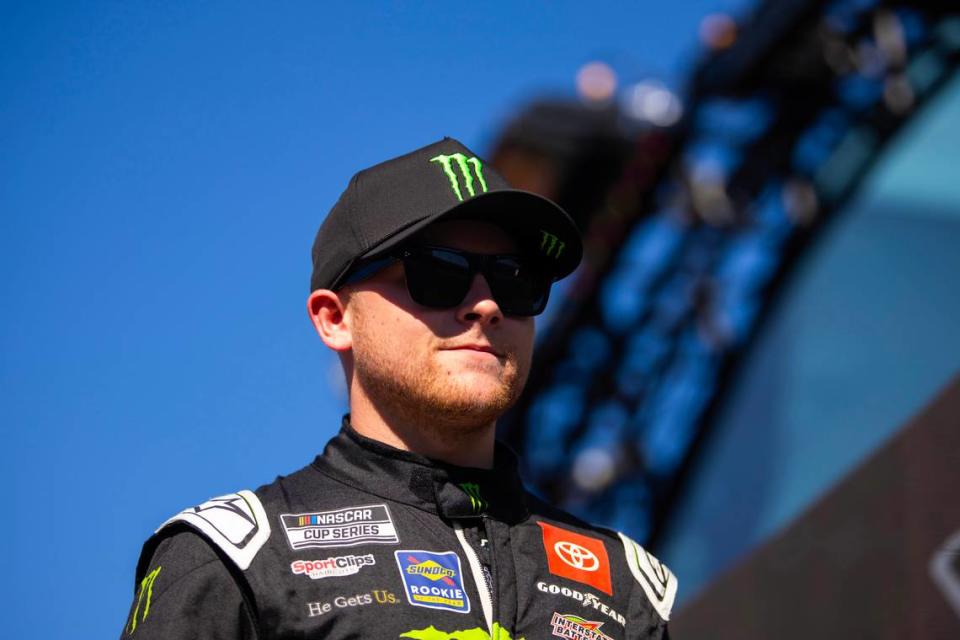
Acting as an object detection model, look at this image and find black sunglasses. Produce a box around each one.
[338,245,553,316]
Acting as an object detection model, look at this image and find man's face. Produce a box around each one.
[343,219,536,432]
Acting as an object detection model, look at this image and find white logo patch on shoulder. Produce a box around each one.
[618,532,677,621]
[159,490,270,571]
[930,528,960,619]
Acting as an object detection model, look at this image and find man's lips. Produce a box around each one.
[442,344,504,358]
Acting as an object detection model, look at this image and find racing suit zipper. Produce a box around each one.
[453,520,494,635]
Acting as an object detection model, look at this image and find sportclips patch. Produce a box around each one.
[395,550,471,614]
[280,504,399,550]
[291,553,375,580]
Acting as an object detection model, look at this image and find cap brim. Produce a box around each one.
[358,189,583,281]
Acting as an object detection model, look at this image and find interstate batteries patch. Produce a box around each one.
[280,504,399,550]
[395,550,471,614]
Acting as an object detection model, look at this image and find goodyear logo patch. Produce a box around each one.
[394,550,471,614]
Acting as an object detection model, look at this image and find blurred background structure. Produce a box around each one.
[491,0,960,634]
[2,1,958,638]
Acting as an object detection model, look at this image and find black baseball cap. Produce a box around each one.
[310,137,583,292]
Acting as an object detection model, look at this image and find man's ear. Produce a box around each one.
[307,289,353,352]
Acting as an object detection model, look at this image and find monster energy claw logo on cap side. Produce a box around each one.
[539,230,566,260]
[430,154,488,201]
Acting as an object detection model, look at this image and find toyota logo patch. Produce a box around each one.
[538,521,613,596]
[554,541,600,571]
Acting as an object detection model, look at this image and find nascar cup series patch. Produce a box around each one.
[279,504,399,550]
[395,550,471,614]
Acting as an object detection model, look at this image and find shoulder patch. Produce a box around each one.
[617,532,677,621]
[159,490,270,571]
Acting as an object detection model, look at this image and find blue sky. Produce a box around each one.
[1,2,746,637]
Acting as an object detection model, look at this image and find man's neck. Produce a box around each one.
[348,396,496,469]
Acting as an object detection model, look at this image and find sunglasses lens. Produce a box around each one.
[403,248,473,307]
[401,246,551,316]
[485,257,551,316]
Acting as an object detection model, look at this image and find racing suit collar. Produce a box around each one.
[310,416,529,523]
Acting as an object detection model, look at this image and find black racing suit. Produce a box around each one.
[120,420,676,639]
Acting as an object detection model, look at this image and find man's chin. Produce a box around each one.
[449,372,513,397]
[432,379,520,420]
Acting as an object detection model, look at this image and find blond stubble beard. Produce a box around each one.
[349,308,530,441]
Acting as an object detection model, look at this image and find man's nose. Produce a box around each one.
[455,273,503,326]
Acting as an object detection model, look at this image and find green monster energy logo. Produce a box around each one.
[539,230,565,259]
[459,482,488,514]
[401,623,522,639]
[430,153,488,201]
[127,566,162,634]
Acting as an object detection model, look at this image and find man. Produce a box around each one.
[121,138,677,639]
